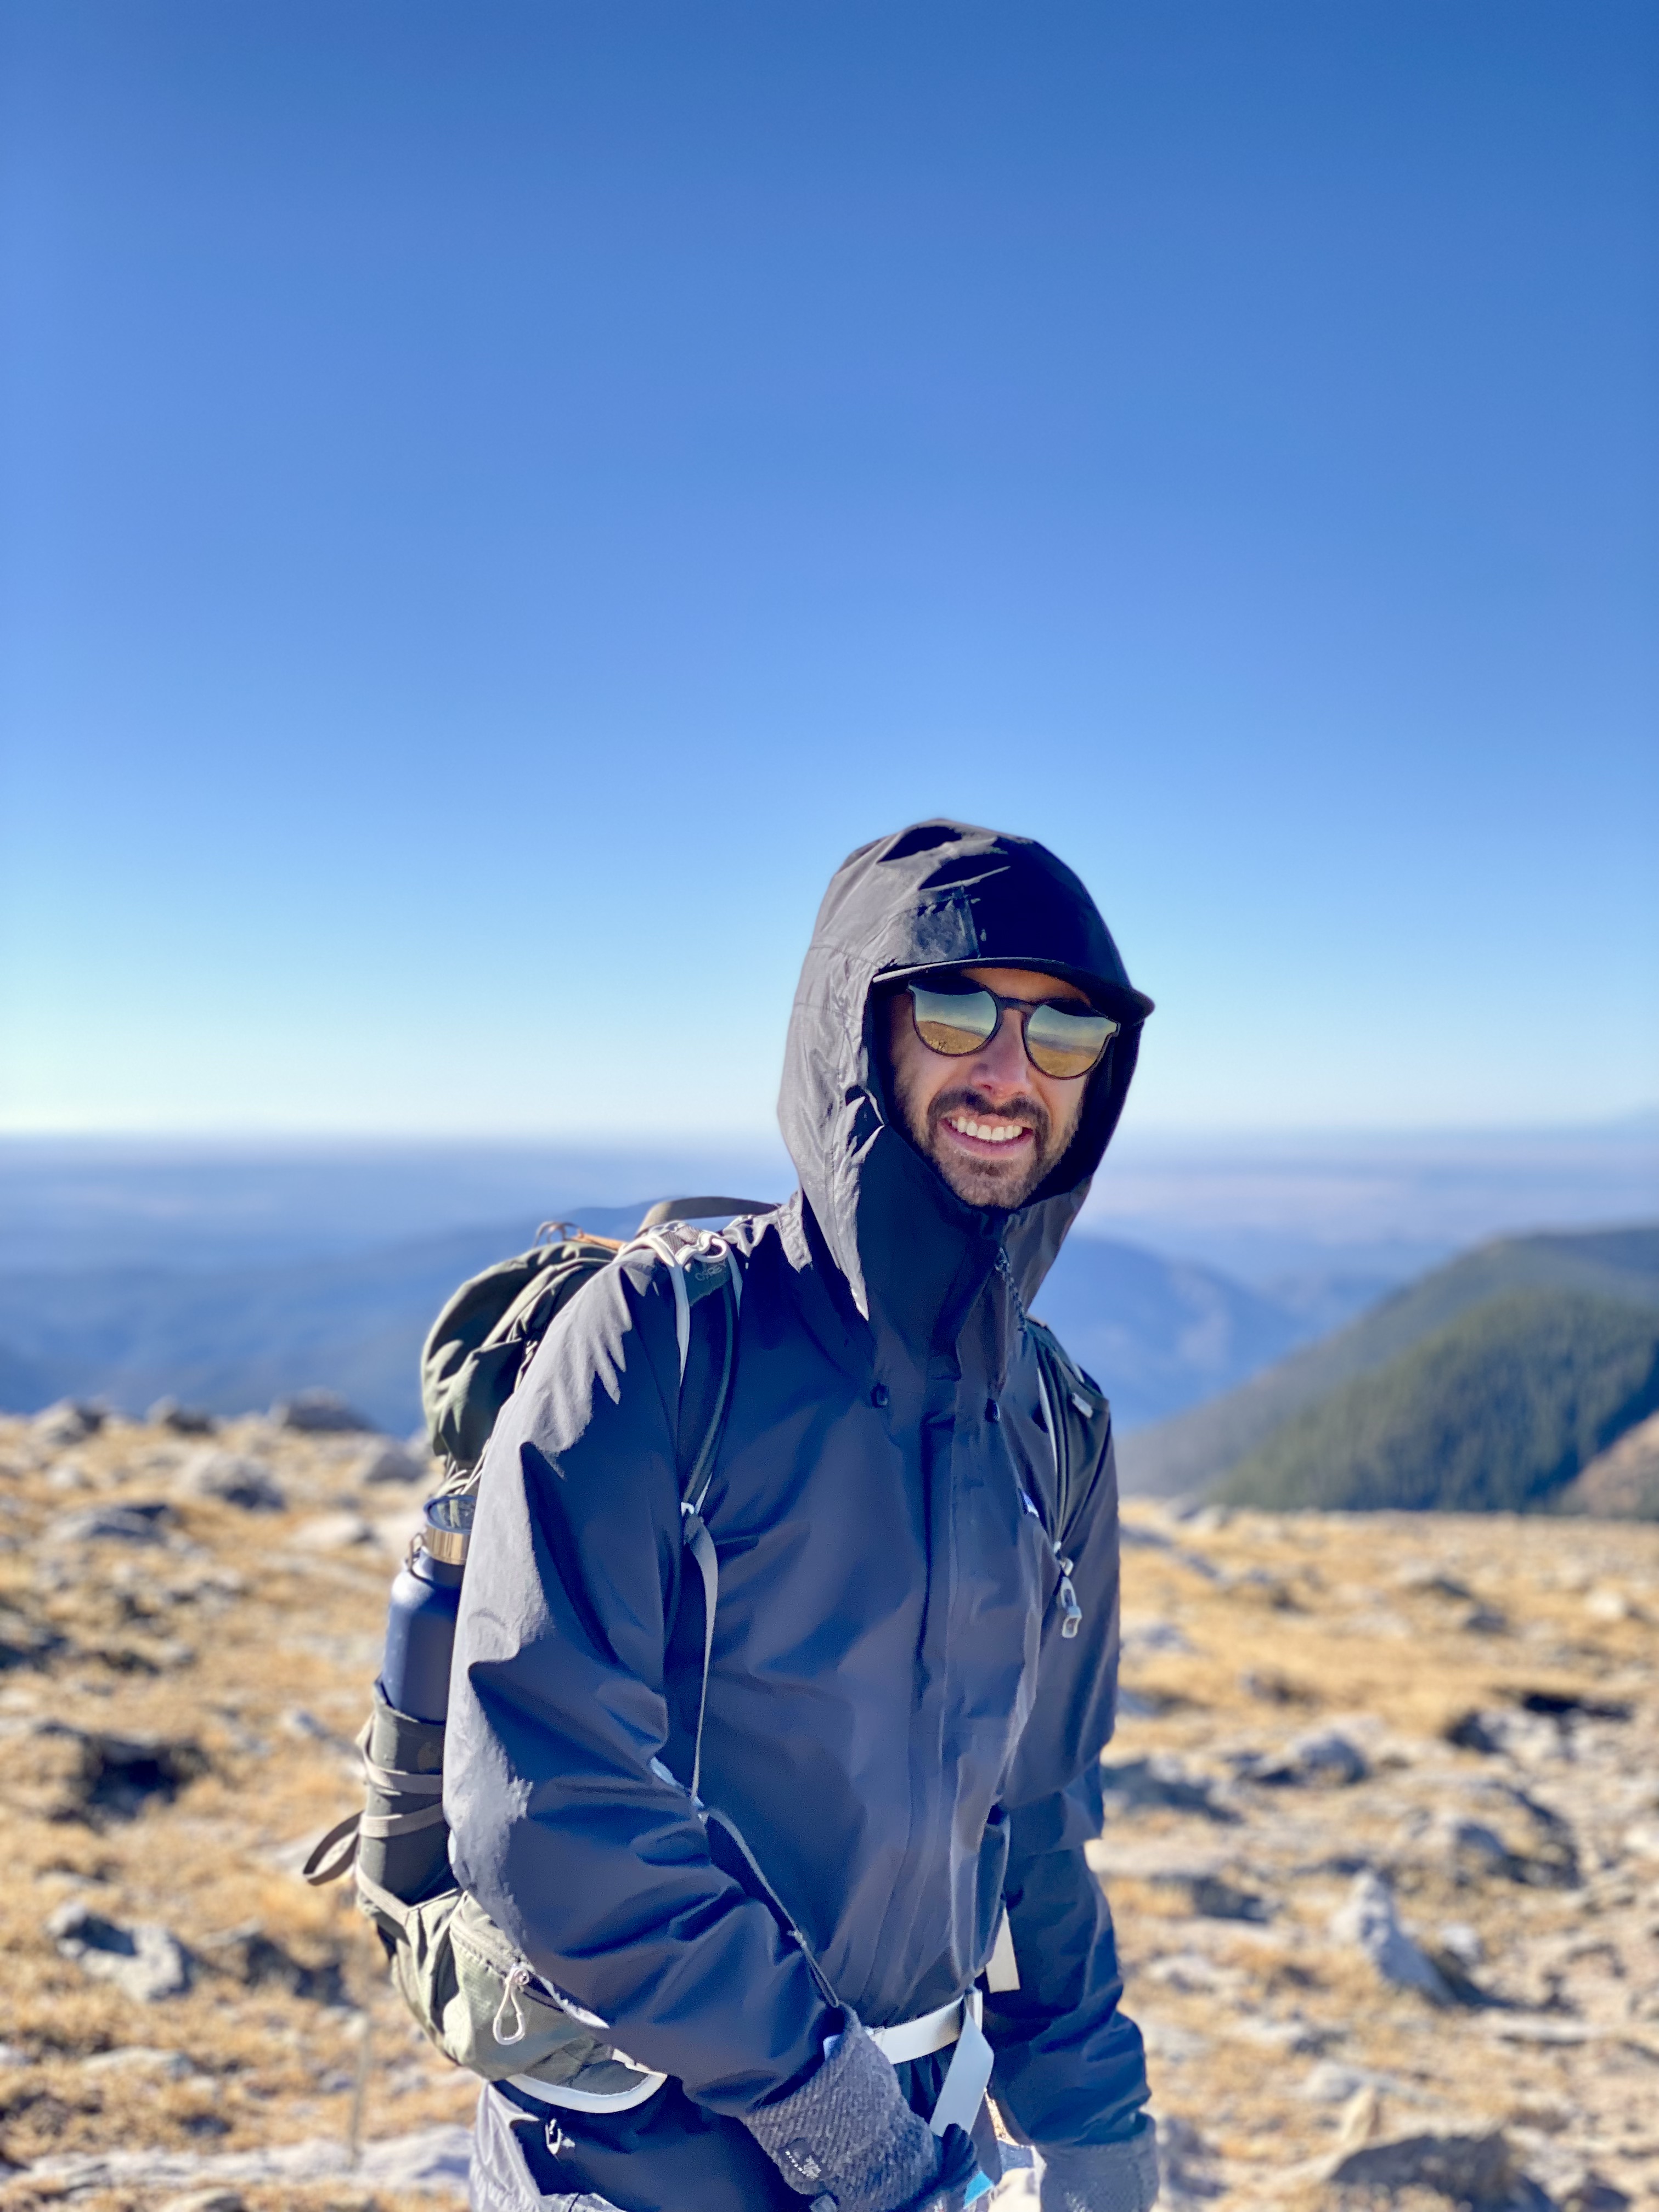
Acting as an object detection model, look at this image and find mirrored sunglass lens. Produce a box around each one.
[910,986,999,1057]
[1025,1004,1117,1077]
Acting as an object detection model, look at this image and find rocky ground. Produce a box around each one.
[1,1406,1656,2211]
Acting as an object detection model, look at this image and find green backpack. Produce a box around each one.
[306,1199,764,2112]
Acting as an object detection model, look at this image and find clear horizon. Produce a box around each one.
[2,1107,1657,1144]
[5,1118,1654,1293]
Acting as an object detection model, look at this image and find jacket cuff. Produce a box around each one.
[742,2019,952,2212]
[1037,2118,1160,2212]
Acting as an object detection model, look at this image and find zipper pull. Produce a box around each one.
[492,1961,531,2047]
[1053,1545,1082,1639]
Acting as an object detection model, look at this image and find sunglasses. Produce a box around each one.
[905,983,1119,1081]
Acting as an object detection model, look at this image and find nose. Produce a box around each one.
[968,1007,1031,1095]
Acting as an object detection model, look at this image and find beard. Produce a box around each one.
[918,1084,1060,1211]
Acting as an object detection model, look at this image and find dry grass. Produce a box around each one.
[2,1416,1657,2208]
[0,1414,474,2205]
[1096,1503,1659,2206]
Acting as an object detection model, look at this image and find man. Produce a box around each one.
[450,820,1159,2212]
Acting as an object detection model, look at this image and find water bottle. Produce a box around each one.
[360,1493,475,1905]
[378,1493,475,1722]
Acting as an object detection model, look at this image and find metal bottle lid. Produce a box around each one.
[421,1492,476,1566]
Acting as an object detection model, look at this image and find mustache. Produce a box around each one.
[927,1086,1052,1149]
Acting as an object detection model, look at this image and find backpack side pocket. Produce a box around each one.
[356,1874,664,2104]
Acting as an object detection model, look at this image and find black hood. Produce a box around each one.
[778,820,1153,1346]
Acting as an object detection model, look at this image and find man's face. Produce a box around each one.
[883,964,1096,1210]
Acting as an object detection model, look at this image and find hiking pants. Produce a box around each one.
[470,2088,617,2212]
[469,2080,804,2212]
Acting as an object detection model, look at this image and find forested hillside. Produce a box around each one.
[1215,1289,1659,1512]
[1118,1227,1659,1497]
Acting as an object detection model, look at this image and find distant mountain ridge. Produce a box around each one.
[1031,1234,1372,1430]
[0,1209,646,1433]
[1117,1226,1659,1498]
[0,1212,1368,1436]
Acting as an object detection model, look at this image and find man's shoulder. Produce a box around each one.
[538,1205,806,1389]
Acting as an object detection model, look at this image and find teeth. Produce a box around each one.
[948,1114,1024,1145]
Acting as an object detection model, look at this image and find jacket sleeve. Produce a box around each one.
[985,1424,1152,2151]
[444,1249,834,2115]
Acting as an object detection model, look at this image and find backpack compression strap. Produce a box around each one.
[634,1224,743,1799]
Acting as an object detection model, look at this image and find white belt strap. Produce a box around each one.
[985,1908,1020,1994]
[508,1994,992,2132]
[867,1992,976,2066]
[868,1991,995,2140]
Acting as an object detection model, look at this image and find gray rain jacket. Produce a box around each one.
[448,821,1156,2210]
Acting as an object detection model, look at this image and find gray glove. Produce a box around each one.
[1037,2119,1160,2212]
[743,2018,978,2212]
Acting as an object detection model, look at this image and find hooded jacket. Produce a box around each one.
[447,821,1155,2205]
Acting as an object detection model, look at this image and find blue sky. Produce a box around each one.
[3,0,1655,1139]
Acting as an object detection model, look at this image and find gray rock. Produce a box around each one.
[1144,1951,1246,1994]
[1139,2019,1209,2063]
[46,1500,174,1546]
[1239,1668,1318,1706]
[47,1900,190,2002]
[10,2121,473,2199]
[271,1389,377,1434]
[1120,1618,1194,1658]
[174,1451,285,1512]
[1459,1603,1510,1635]
[1437,1786,1581,1890]
[1097,1754,1239,1824]
[1395,1566,1475,1600]
[1445,1706,1572,1765]
[147,1398,218,1436]
[1437,1921,1485,1966]
[0,1604,64,1667]
[37,1724,210,1820]
[1300,2059,1403,2103]
[1240,1727,1369,1788]
[157,2192,246,2212]
[1157,2115,1226,2203]
[1230,2015,1330,2053]
[354,1440,428,1485]
[280,1706,346,1746]
[1155,1871,1271,1922]
[1562,2181,1632,2212]
[1329,2128,1547,2209]
[81,2046,191,2078]
[289,1511,374,1550]
[194,1920,343,2003]
[1446,1816,1517,1876]
[33,1400,105,1446]
[1330,1871,1454,2002]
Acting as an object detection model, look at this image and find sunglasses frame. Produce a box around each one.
[902,981,1119,1081]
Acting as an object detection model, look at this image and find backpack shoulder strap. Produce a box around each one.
[631,1222,743,1508]
[1026,1317,1110,1641]
[630,1225,744,1799]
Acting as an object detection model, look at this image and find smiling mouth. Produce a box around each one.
[941,1111,1034,1152]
